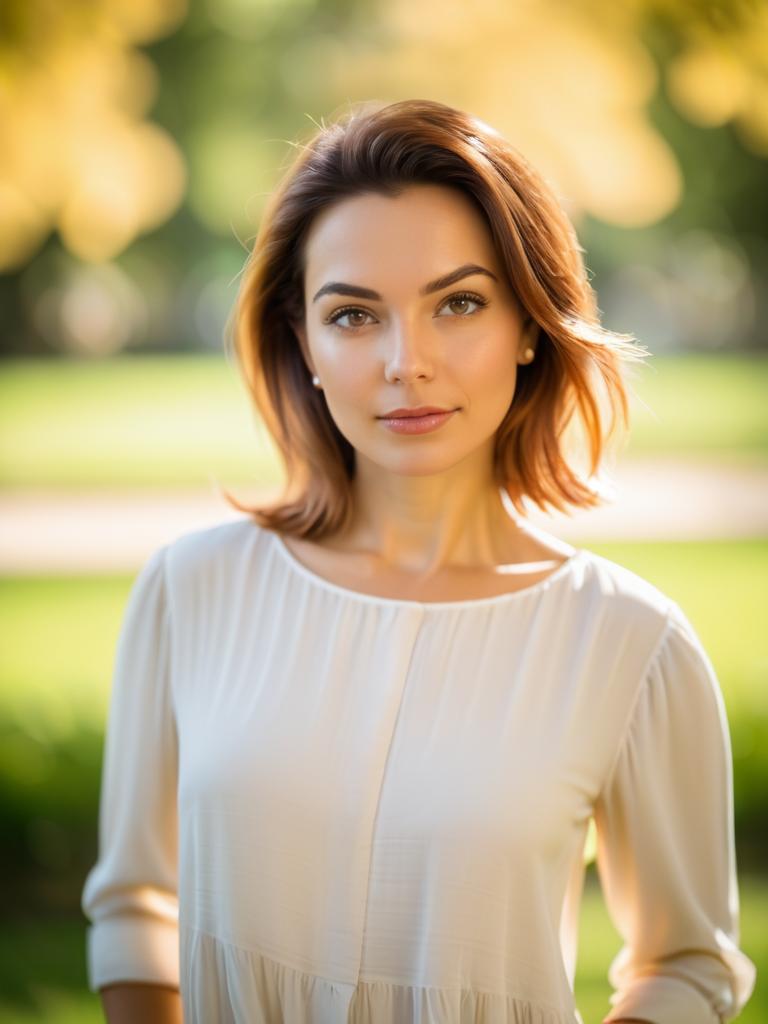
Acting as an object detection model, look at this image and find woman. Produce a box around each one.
[81,98,756,1023]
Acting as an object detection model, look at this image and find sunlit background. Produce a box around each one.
[1,0,766,1020]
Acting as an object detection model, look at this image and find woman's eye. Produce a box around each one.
[437,291,488,317]
[326,308,374,330]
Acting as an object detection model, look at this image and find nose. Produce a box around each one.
[383,319,434,384]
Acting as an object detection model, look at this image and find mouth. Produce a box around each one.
[377,408,459,435]
[377,407,459,419]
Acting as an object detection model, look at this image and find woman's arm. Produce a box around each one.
[593,602,756,1023]
[100,982,182,1023]
[81,545,181,997]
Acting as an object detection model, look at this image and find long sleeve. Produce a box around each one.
[593,601,757,1024]
[80,543,180,991]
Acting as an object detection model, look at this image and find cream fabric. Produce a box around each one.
[81,518,757,1023]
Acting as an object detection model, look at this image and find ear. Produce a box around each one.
[518,315,540,360]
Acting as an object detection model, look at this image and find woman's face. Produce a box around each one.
[292,183,538,477]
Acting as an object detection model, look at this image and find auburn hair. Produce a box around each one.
[220,97,648,539]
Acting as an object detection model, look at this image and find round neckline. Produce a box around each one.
[269,529,586,610]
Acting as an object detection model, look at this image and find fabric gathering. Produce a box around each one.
[81,517,758,1023]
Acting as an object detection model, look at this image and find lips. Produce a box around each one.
[379,406,455,419]
[378,407,458,435]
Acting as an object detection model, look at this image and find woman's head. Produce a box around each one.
[223,98,647,538]
[293,183,540,495]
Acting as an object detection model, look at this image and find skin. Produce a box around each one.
[99,981,182,1022]
[291,182,576,596]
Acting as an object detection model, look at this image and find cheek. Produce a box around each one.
[324,349,375,400]
[313,335,363,380]
[453,331,520,430]
[459,328,519,393]
[315,344,377,423]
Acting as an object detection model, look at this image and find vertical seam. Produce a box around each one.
[355,609,426,984]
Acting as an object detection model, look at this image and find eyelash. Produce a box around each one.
[324,290,490,331]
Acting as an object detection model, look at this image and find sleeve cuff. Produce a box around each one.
[85,915,180,992]
[603,975,721,1024]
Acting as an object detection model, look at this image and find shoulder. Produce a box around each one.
[575,548,677,651]
[579,549,673,609]
[578,548,675,617]
[162,515,268,587]
[576,549,721,693]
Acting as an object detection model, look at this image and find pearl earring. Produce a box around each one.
[312,374,321,388]
[522,347,534,363]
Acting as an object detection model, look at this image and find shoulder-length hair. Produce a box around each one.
[221,97,648,539]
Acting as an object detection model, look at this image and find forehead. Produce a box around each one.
[301,184,499,283]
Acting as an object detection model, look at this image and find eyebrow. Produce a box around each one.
[311,263,499,304]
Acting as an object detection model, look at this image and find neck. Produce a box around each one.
[344,452,522,574]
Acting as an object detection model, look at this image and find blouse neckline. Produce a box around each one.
[269,528,586,611]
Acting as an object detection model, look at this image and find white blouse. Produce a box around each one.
[81,517,756,1023]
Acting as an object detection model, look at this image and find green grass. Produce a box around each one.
[0,575,126,739]
[622,352,768,461]
[0,352,281,489]
[1,351,766,489]
[1,873,765,1022]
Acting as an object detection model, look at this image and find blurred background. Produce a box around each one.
[0,0,766,1020]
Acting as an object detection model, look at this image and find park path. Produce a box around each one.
[1,456,766,573]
